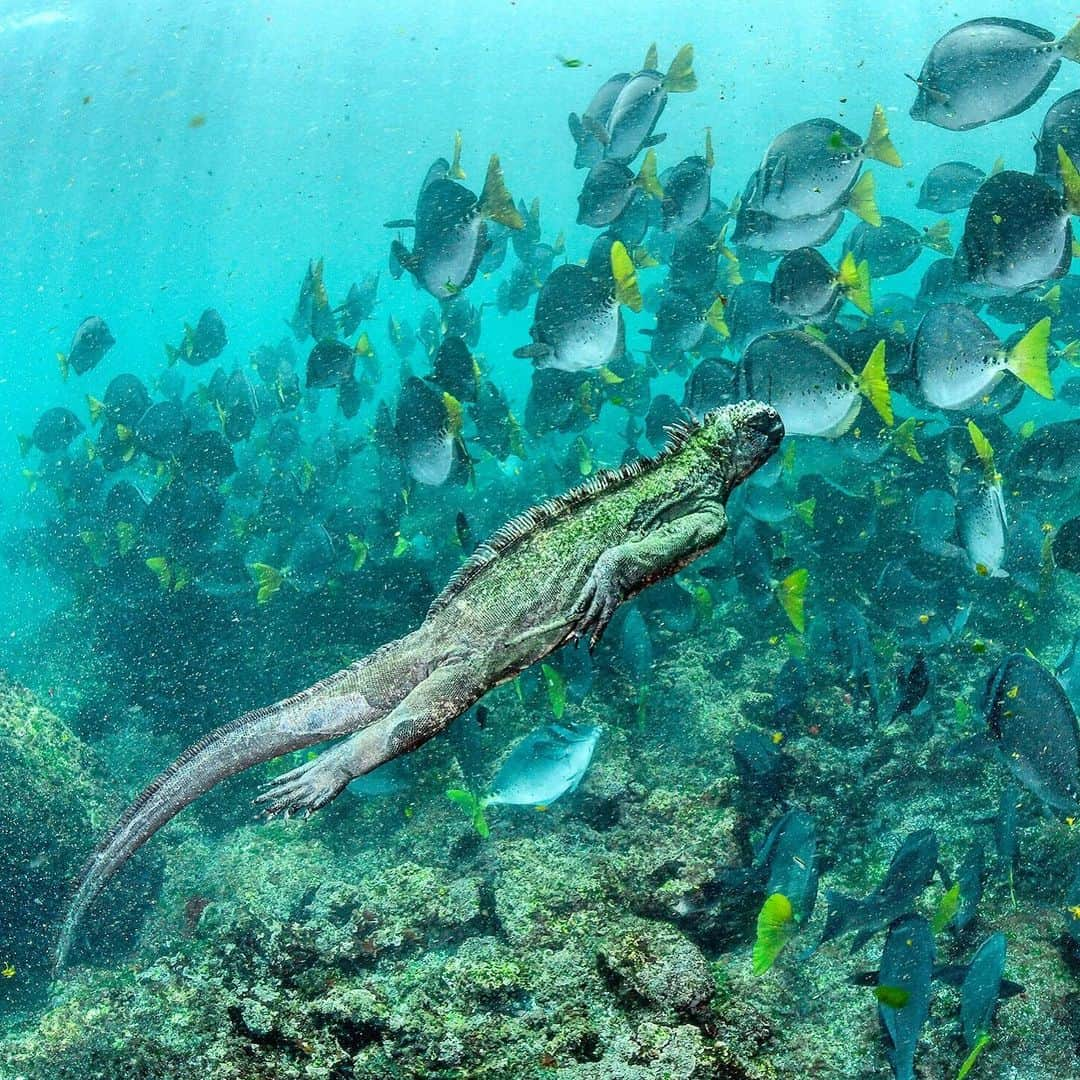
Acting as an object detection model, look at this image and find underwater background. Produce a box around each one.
[4,0,1080,1076]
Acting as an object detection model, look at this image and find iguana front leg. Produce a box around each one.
[569,504,728,649]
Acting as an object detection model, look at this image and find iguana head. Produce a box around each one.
[699,400,784,494]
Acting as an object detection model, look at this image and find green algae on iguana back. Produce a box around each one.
[56,400,783,969]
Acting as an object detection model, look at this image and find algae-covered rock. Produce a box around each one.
[0,678,108,1001]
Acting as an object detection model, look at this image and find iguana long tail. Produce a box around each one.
[56,636,422,971]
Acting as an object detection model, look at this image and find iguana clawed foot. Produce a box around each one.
[256,751,352,818]
[568,558,623,650]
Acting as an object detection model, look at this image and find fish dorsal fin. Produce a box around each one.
[427,418,704,616]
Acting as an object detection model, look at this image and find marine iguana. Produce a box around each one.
[56,399,783,968]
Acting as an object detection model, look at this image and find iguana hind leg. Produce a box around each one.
[256,657,488,817]
[56,631,428,970]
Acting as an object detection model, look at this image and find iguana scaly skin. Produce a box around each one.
[56,400,783,967]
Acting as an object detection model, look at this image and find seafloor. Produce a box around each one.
[2,570,1080,1080]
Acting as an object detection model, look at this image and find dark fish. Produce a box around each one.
[643,394,686,449]
[134,401,191,460]
[511,196,542,262]
[725,281,799,351]
[732,730,790,803]
[917,161,987,213]
[770,248,872,320]
[909,17,1080,131]
[514,240,641,371]
[953,844,985,933]
[1053,515,1080,573]
[387,315,416,361]
[757,809,818,922]
[646,289,727,366]
[58,316,115,379]
[1035,90,1080,186]
[912,304,1052,410]
[569,72,631,170]
[577,150,662,227]
[843,216,952,278]
[289,258,335,342]
[395,376,460,486]
[101,479,148,530]
[892,652,929,719]
[960,933,1009,1054]
[981,652,1080,812]
[601,44,696,163]
[145,478,224,544]
[773,658,808,727]
[732,198,848,253]
[390,155,524,300]
[170,309,228,367]
[740,331,892,437]
[683,356,736,417]
[442,294,485,348]
[305,339,355,389]
[661,129,713,231]
[750,106,900,221]
[820,830,939,951]
[1008,419,1080,486]
[88,373,150,429]
[24,407,84,455]
[429,335,478,402]
[876,915,934,1080]
[472,378,522,460]
[219,368,258,442]
[335,274,378,337]
[955,163,1080,294]
[667,221,722,295]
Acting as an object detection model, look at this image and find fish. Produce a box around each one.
[394,376,464,487]
[917,161,988,213]
[58,316,115,379]
[134,401,191,460]
[576,149,663,227]
[484,722,600,807]
[217,368,258,443]
[334,274,378,337]
[769,249,873,320]
[22,407,85,456]
[429,334,479,403]
[390,155,524,300]
[876,915,934,1080]
[568,67,636,170]
[725,281,799,351]
[646,289,728,366]
[909,17,1080,131]
[305,339,356,389]
[289,258,335,342]
[892,652,929,719]
[600,44,696,164]
[168,309,228,367]
[981,652,1080,812]
[912,305,1052,410]
[513,239,641,371]
[732,199,849,253]
[178,430,236,485]
[740,331,892,438]
[955,156,1080,295]
[661,129,713,231]
[819,830,939,951]
[1053,516,1080,574]
[731,730,790,803]
[958,933,1011,1061]
[843,217,952,278]
[87,373,150,429]
[955,421,1009,578]
[1035,90,1080,187]
[749,105,900,221]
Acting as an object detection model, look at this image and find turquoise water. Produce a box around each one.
[4,2,1080,1076]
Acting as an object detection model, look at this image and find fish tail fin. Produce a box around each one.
[966,419,995,474]
[753,892,796,975]
[17,434,33,458]
[777,568,809,633]
[250,562,284,604]
[891,417,924,463]
[449,130,466,180]
[858,340,894,425]
[845,171,881,226]
[610,241,643,312]
[479,155,525,229]
[704,126,714,169]
[990,156,1005,176]
[1059,18,1080,63]
[921,219,953,255]
[706,295,729,338]
[662,44,697,92]
[643,42,658,70]
[1058,145,1080,216]
[164,343,179,366]
[636,148,664,200]
[837,252,874,315]
[1006,317,1054,399]
[864,104,902,167]
[56,352,69,380]
[86,395,104,424]
[568,112,586,149]
[1039,284,1062,314]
